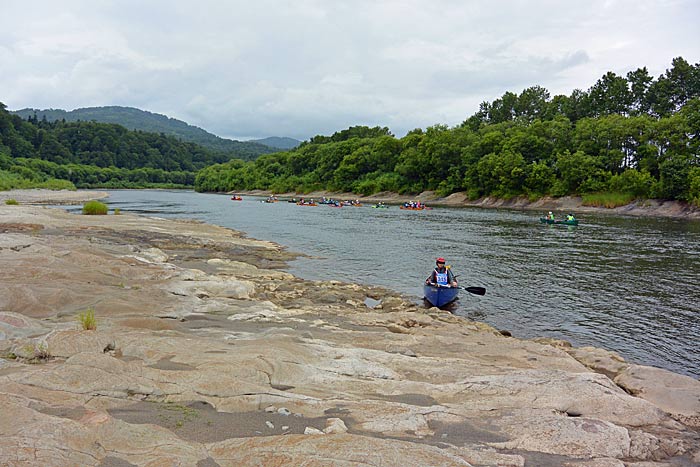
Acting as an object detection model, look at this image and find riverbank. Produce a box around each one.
[236,189,700,220]
[1,202,699,466]
[4,188,697,220]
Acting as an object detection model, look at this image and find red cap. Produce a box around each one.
[436,257,445,263]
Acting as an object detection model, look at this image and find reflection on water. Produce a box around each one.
[82,190,699,379]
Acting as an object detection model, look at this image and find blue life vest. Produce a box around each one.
[435,269,449,286]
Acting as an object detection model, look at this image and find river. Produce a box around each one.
[85,189,699,379]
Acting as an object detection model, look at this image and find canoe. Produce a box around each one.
[540,217,579,226]
[230,197,242,201]
[296,202,317,206]
[371,204,389,209]
[423,284,460,307]
[400,206,425,210]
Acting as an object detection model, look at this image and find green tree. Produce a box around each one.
[515,86,551,122]
[588,71,633,116]
[626,67,654,115]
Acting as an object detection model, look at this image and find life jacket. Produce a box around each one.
[435,268,449,286]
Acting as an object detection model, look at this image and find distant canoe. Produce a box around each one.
[400,206,425,211]
[540,217,579,226]
[296,202,317,206]
[230,196,242,201]
[423,284,459,307]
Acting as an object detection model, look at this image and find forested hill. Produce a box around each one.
[11,106,276,161]
[195,57,700,205]
[0,102,246,189]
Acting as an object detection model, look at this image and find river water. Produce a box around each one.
[88,190,699,379]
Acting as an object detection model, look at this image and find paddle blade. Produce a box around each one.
[463,286,486,295]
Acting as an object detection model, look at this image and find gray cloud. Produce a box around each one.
[1,0,698,140]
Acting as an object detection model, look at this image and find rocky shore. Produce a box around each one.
[243,189,700,220]
[1,195,699,466]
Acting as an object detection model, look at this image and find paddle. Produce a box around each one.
[460,286,486,296]
[447,274,485,295]
[426,283,486,296]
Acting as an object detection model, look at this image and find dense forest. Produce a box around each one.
[195,57,700,205]
[11,106,277,159]
[0,104,231,189]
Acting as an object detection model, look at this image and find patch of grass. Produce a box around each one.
[78,308,97,330]
[0,351,18,360]
[581,192,636,208]
[33,342,50,360]
[82,200,109,215]
[154,402,199,429]
[113,208,121,215]
[20,342,51,363]
[5,198,19,205]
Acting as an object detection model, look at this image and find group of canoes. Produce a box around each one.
[231,195,430,210]
[319,198,363,207]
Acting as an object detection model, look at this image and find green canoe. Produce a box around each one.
[540,217,579,226]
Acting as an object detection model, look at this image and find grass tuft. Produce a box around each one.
[113,208,121,215]
[5,198,19,205]
[82,200,109,215]
[581,192,636,208]
[78,308,97,330]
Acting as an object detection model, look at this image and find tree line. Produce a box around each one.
[0,103,223,188]
[195,57,700,205]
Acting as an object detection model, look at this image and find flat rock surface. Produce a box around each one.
[0,189,108,205]
[0,204,698,467]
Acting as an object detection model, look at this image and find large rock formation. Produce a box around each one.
[0,204,698,466]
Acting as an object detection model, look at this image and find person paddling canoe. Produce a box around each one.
[425,257,458,287]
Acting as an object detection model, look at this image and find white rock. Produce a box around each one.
[324,418,348,434]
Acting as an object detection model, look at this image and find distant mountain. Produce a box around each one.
[250,136,301,150]
[11,106,277,161]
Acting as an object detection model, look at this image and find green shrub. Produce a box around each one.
[608,169,653,198]
[82,200,108,215]
[113,208,121,215]
[78,308,97,330]
[5,198,18,205]
[688,167,700,206]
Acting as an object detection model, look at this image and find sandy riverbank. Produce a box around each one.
[1,200,699,466]
[236,189,700,220]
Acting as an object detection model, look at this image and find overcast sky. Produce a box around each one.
[2,1,698,141]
